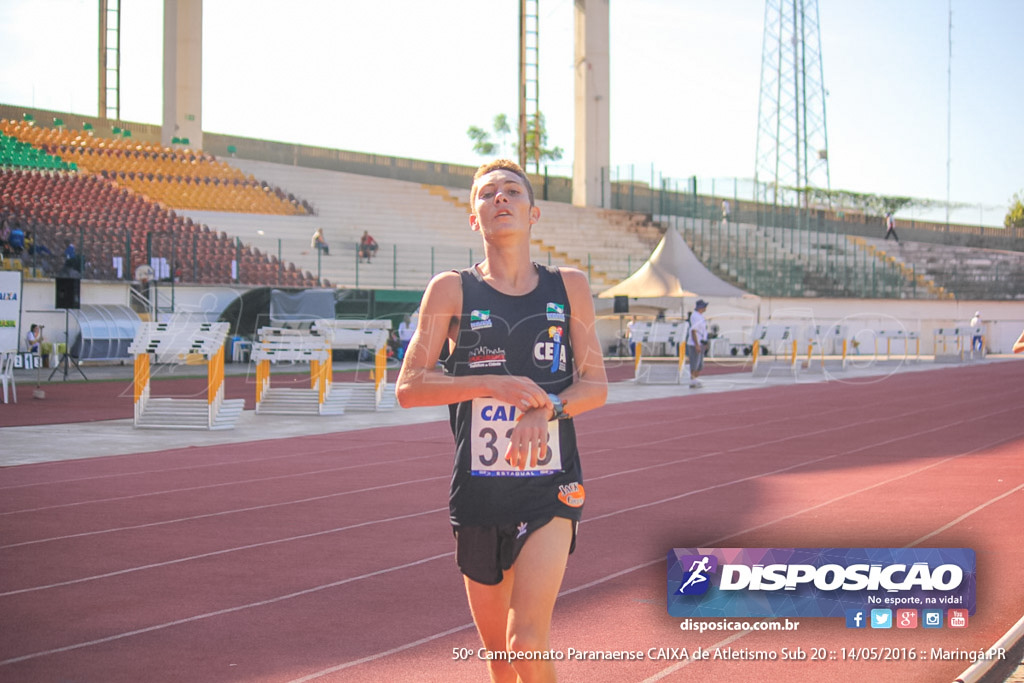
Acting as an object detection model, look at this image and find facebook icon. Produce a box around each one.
[845,609,867,629]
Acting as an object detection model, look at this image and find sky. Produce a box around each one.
[1,0,1022,226]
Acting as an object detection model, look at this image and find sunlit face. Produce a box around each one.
[469,169,540,234]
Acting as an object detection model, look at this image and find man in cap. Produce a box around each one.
[970,311,983,353]
[687,299,709,388]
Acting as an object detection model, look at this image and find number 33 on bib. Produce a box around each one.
[470,398,562,477]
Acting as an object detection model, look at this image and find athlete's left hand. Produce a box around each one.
[504,406,551,470]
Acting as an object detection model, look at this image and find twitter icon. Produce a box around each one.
[870,609,893,629]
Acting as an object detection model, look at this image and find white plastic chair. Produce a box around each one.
[1,352,16,404]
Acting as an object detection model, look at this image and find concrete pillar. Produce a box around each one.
[573,0,610,208]
[162,0,203,149]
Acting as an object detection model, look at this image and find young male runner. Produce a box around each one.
[396,159,608,682]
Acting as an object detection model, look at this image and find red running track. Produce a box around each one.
[1,361,1022,682]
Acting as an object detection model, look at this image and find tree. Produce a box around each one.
[1005,191,1024,229]
[467,112,563,172]
[467,114,512,158]
[523,112,563,173]
[801,186,967,219]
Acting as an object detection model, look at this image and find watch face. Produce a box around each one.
[548,394,563,419]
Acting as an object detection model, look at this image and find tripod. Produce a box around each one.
[48,307,88,381]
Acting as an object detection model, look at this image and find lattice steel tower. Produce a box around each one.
[519,0,540,172]
[754,0,831,205]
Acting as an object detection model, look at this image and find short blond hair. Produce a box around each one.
[470,159,535,207]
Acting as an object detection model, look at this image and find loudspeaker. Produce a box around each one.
[613,295,629,314]
[55,277,81,309]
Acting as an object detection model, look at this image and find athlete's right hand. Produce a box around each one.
[487,376,552,417]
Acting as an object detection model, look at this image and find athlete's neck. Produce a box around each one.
[474,255,538,296]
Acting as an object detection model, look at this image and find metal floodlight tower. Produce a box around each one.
[754,0,831,207]
[519,0,540,172]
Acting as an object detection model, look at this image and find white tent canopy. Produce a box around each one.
[598,227,751,300]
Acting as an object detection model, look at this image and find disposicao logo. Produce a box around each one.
[675,555,718,596]
[667,548,975,619]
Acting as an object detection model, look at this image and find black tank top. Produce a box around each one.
[444,264,585,527]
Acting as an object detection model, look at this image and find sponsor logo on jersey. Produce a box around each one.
[470,309,492,330]
[468,346,506,368]
[546,302,565,321]
[558,482,585,508]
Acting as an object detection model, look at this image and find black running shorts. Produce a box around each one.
[454,517,578,585]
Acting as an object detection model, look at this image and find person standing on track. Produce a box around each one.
[396,159,607,682]
[687,299,709,388]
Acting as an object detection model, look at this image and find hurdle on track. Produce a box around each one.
[753,323,853,377]
[751,323,798,377]
[252,327,341,416]
[934,326,985,363]
[630,321,688,384]
[313,319,392,410]
[870,329,922,362]
[801,324,850,374]
[128,321,244,429]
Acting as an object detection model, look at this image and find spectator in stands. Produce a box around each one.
[63,241,79,272]
[884,212,900,243]
[311,227,330,256]
[687,299,709,388]
[722,199,731,225]
[25,324,44,353]
[359,230,378,263]
[0,217,11,255]
[7,223,25,255]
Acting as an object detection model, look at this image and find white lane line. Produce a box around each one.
[0,507,448,597]
[0,451,450,516]
[0,552,455,668]
[281,433,1024,681]
[0,474,448,549]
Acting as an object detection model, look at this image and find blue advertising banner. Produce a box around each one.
[667,548,976,619]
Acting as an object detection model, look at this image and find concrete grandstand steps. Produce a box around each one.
[135,397,245,430]
[859,237,1024,300]
[203,158,663,292]
[675,217,940,298]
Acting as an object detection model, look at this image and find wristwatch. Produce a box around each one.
[547,393,569,421]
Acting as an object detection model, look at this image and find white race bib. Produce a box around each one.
[470,398,561,477]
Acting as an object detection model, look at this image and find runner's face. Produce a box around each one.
[470,170,538,234]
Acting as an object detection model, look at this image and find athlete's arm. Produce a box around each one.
[553,268,608,419]
[395,271,552,412]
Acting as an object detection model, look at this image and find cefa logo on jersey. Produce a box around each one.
[534,326,566,372]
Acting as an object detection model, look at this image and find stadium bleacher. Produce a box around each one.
[3,115,1023,301]
[1,120,321,288]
